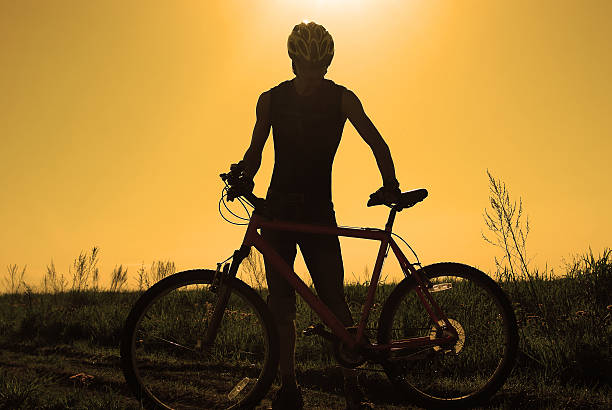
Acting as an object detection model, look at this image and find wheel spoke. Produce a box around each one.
[147,335,204,355]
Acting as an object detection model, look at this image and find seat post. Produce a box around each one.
[385,208,397,232]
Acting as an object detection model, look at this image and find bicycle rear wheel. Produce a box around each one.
[377,262,518,408]
[121,269,279,409]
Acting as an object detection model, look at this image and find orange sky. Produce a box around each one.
[1,0,611,289]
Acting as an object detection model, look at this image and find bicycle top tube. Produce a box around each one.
[252,214,389,241]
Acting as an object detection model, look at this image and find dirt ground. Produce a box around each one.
[0,342,609,409]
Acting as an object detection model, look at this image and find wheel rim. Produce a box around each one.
[383,270,513,401]
[126,280,271,409]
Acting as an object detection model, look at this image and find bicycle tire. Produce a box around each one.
[120,269,279,409]
[377,262,518,409]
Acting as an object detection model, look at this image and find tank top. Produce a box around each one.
[268,79,347,202]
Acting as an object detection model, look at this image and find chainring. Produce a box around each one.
[333,327,368,368]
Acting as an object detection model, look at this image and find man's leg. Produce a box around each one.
[300,232,353,327]
[300,229,373,409]
[277,320,297,387]
[261,228,299,389]
[261,228,305,408]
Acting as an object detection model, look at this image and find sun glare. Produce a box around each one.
[289,0,370,17]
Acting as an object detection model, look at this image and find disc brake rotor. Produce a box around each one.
[429,318,465,354]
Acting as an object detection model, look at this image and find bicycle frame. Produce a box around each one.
[228,209,457,354]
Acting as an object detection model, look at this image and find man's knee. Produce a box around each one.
[267,294,297,324]
[319,293,353,327]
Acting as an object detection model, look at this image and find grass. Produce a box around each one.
[0,248,610,408]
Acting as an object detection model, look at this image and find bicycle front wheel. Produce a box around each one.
[120,269,279,409]
[377,262,518,409]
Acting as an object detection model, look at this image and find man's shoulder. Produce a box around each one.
[324,79,348,91]
[324,80,354,102]
[267,79,348,91]
[268,80,292,92]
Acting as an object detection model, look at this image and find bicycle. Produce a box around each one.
[120,166,519,409]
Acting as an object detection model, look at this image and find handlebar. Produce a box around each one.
[220,165,262,209]
[221,163,427,213]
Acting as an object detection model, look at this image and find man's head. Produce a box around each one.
[287,21,334,80]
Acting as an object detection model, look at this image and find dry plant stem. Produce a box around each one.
[483,170,531,280]
[44,260,66,293]
[133,261,176,291]
[150,261,175,283]
[4,264,26,293]
[70,247,100,292]
[483,171,544,310]
[110,265,128,292]
[136,263,147,291]
[241,248,266,291]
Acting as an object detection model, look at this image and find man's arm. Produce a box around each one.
[242,91,272,179]
[342,89,398,188]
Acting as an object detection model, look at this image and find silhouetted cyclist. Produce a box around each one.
[238,21,400,409]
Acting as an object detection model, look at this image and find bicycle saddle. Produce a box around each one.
[368,188,428,210]
[398,188,428,209]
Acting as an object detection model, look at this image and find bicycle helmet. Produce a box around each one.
[287,21,334,67]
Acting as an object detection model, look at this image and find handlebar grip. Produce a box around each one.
[367,191,386,207]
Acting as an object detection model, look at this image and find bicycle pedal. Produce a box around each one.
[302,324,335,341]
[302,323,324,337]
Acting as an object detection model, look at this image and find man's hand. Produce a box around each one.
[368,179,401,207]
[222,161,254,201]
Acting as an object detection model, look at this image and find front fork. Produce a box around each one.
[203,246,251,345]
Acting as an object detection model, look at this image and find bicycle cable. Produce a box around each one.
[218,184,252,226]
[391,232,422,267]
